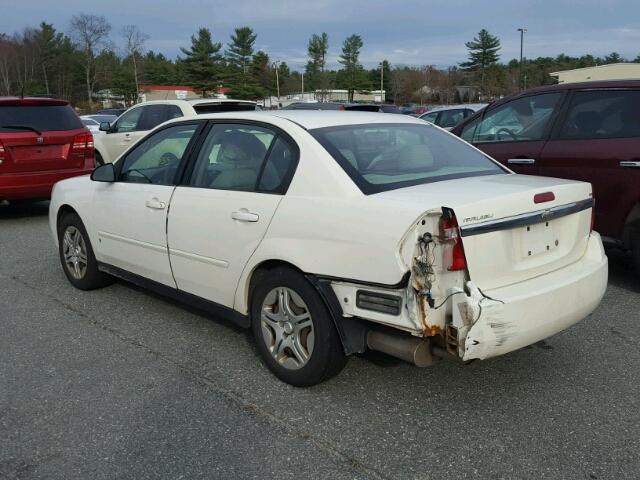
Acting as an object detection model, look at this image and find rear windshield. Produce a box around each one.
[0,104,83,132]
[194,103,256,114]
[310,123,507,194]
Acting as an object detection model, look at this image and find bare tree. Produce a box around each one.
[70,13,111,107]
[121,25,148,97]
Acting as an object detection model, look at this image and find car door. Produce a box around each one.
[102,105,145,161]
[459,92,565,175]
[537,88,640,239]
[92,122,202,286]
[167,122,298,307]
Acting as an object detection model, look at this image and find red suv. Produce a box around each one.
[452,80,640,272]
[0,97,94,202]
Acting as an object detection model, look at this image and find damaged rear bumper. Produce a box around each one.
[458,232,608,361]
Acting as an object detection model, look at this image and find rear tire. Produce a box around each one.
[57,212,113,290]
[250,267,347,386]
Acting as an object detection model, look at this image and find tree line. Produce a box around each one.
[1,15,638,111]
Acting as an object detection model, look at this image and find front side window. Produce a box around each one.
[114,107,143,133]
[311,123,507,194]
[557,90,640,140]
[420,112,439,124]
[189,124,275,191]
[118,124,198,185]
[473,93,562,143]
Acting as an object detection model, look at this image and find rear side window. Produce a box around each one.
[311,123,506,194]
[0,104,82,132]
[557,90,640,140]
[438,109,466,128]
[189,124,275,191]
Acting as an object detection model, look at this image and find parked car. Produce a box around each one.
[96,108,127,116]
[0,97,94,202]
[50,110,607,386]
[400,103,428,115]
[420,104,487,130]
[80,116,101,134]
[94,99,258,164]
[281,102,347,111]
[451,80,640,272]
[345,104,403,113]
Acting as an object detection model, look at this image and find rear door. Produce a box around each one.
[459,92,565,175]
[538,88,640,239]
[167,122,298,307]
[0,103,88,173]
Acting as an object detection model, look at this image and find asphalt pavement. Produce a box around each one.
[1,202,639,479]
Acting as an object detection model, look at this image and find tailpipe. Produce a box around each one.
[366,329,437,367]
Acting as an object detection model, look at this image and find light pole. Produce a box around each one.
[517,27,527,91]
[301,72,304,95]
[272,61,281,105]
[379,61,384,103]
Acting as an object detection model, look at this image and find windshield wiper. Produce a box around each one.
[0,125,42,135]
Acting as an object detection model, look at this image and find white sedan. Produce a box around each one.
[49,111,608,386]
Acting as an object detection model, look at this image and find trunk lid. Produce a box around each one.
[1,130,89,173]
[377,174,593,289]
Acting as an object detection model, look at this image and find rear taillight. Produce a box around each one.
[440,210,467,271]
[0,141,4,165]
[339,104,345,111]
[70,133,94,161]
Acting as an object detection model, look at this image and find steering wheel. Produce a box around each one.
[158,152,180,184]
[496,128,519,141]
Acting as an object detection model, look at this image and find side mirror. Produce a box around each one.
[91,162,116,182]
[99,122,112,132]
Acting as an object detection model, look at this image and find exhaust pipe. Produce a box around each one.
[366,330,437,367]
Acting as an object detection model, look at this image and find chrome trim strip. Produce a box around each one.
[460,198,594,237]
[169,248,229,268]
[98,231,167,253]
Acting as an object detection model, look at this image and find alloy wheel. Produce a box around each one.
[260,287,315,370]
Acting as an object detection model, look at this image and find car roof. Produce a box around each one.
[183,110,426,130]
[485,79,640,111]
[0,97,68,106]
[188,98,256,105]
[425,104,488,114]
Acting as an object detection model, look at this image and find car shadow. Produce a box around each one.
[606,248,640,293]
[0,201,50,219]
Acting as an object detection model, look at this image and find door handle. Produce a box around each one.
[145,198,166,210]
[507,158,536,165]
[231,209,259,222]
[620,161,640,168]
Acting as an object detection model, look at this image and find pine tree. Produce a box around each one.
[179,28,222,97]
[305,32,328,91]
[226,27,257,86]
[338,34,365,102]
[460,29,501,94]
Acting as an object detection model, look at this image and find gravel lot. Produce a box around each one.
[1,201,639,480]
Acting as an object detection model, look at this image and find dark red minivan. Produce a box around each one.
[0,97,94,202]
[451,80,640,272]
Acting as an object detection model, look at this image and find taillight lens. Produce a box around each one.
[339,104,345,111]
[70,133,94,161]
[440,212,467,271]
[0,141,5,165]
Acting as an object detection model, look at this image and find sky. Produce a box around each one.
[1,0,639,69]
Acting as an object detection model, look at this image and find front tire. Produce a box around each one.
[250,268,347,386]
[58,212,113,290]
